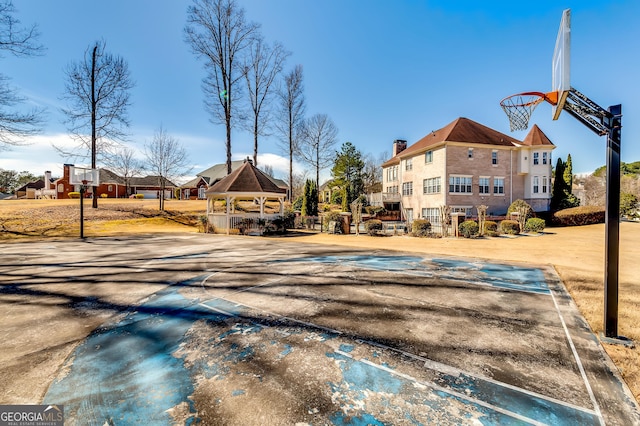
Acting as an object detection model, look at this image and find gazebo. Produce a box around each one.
[205,158,287,234]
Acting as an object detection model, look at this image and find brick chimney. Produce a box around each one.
[392,139,407,156]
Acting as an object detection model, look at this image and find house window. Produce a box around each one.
[451,206,473,217]
[492,151,498,165]
[421,207,440,224]
[386,185,398,194]
[198,187,206,199]
[533,152,539,165]
[423,177,441,194]
[425,150,433,164]
[468,148,473,159]
[386,165,398,182]
[57,183,63,193]
[402,181,413,196]
[478,177,490,194]
[493,177,505,194]
[449,175,472,194]
[405,158,413,171]
[542,175,548,193]
[108,185,113,191]
[533,176,539,193]
[543,152,548,165]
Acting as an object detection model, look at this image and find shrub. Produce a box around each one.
[552,206,605,227]
[68,192,80,199]
[100,193,108,198]
[323,211,343,232]
[412,219,431,237]
[484,221,498,232]
[364,219,383,236]
[135,194,144,199]
[458,220,479,238]
[500,220,520,235]
[524,217,546,233]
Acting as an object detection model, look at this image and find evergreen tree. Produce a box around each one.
[331,141,364,211]
[551,157,565,211]
[301,179,318,216]
[563,153,573,191]
[551,155,580,211]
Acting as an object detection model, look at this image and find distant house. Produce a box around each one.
[181,160,288,200]
[53,164,177,199]
[380,117,555,224]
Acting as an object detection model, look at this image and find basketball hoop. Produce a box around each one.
[500,91,558,131]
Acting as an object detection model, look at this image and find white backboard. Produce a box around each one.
[552,9,571,120]
[69,166,100,186]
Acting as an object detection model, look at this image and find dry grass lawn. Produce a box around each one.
[1,198,638,403]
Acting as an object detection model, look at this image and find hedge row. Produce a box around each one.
[552,206,605,226]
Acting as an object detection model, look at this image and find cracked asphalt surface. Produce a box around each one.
[1,234,639,425]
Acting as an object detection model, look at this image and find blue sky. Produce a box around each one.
[2,0,639,182]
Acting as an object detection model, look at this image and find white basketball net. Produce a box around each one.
[500,94,545,132]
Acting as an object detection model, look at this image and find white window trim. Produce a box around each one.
[493,176,505,196]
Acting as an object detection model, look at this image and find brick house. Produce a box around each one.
[380,117,555,224]
[54,164,176,199]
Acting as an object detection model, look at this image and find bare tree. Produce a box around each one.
[143,126,191,211]
[60,40,134,208]
[185,0,259,175]
[243,37,289,166]
[104,146,143,197]
[0,1,44,149]
[362,151,385,194]
[274,64,305,200]
[297,113,338,188]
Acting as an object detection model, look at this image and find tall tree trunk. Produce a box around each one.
[91,44,98,209]
[253,114,259,166]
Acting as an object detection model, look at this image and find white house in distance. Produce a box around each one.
[380,117,555,224]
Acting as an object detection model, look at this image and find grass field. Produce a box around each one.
[1,198,638,403]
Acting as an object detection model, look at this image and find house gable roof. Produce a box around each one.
[382,117,522,167]
[520,124,555,147]
[206,159,286,195]
[196,160,244,185]
[130,175,177,187]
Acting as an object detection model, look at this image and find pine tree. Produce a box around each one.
[551,157,565,211]
[564,153,574,191]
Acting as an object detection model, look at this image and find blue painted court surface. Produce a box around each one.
[42,250,636,425]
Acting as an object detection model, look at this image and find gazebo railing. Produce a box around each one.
[208,212,281,234]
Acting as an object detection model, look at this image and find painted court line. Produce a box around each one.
[549,286,605,426]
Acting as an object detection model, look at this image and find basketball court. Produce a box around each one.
[1,234,638,424]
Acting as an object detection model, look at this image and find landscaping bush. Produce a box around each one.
[364,219,383,236]
[524,217,546,233]
[100,193,108,198]
[500,220,520,235]
[552,205,605,227]
[412,219,431,237]
[484,220,498,233]
[68,192,80,199]
[135,194,144,199]
[458,220,479,238]
[323,211,343,232]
